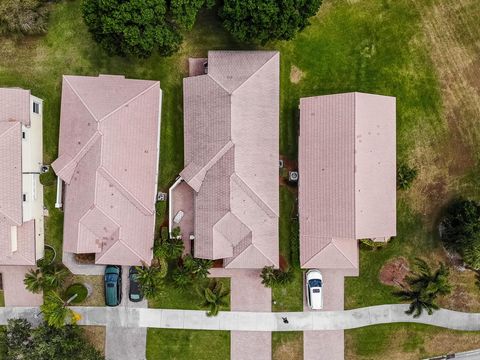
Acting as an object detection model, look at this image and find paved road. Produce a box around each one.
[2,304,480,332]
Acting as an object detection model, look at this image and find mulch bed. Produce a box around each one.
[379,257,410,288]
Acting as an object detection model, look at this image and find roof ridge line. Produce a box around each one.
[231,173,278,218]
[231,52,279,94]
[64,76,99,122]
[56,131,102,183]
[0,121,20,139]
[97,167,153,216]
[98,81,160,123]
[331,238,357,268]
[185,140,234,187]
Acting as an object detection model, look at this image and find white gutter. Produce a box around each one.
[168,177,183,235]
[55,177,63,209]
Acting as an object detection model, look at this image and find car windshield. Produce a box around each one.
[105,274,117,282]
[308,279,322,288]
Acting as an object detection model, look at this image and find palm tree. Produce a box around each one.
[183,255,213,279]
[260,266,276,287]
[40,291,76,328]
[24,269,44,293]
[154,238,184,260]
[136,265,163,299]
[200,279,230,317]
[394,258,451,317]
[24,264,69,294]
[172,266,192,289]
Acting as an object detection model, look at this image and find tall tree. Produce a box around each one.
[394,259,451,317]
[441,199,480,269]
[24,263,69,294]
[220,0,322,43]
[40,291,77,328]
[83,0,210,58]
[2,319,102,360]
[136,264,165,299]
[183,255,213,279]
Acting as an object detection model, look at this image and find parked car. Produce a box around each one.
[104,265,122,307]
[306,269,323,310]
[129,267,144,302]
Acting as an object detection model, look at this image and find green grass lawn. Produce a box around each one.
[0,291,4,307]
[146,329,230,360]
[345,323,480,360]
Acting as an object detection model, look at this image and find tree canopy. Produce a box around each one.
[82,0,211,58]
[441,199,480,269]
[220,0,322,43]
[1,319,102,360]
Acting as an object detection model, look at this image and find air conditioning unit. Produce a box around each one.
[289,171,299,182]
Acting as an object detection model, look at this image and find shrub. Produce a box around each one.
[220,0,322,44]
[0,0,49,36]
[260,266,294,288]
[64,283,88,304]
[359,238,387,251]
[40,170,56,186]
[397,163,418,190]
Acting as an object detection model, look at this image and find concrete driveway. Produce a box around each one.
[303,269,351,360]
[0,266,42,307]
[105,266,147,360]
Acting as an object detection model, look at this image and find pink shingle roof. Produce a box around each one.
[182,51,280,268]
[299,92,396,269]
[52,75,161,266]
[0,88,36,266]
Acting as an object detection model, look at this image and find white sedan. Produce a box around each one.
[306,269,323,310]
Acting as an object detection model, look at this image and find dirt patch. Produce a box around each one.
[273,334,303,360]
[379,257,410,288]
[81,326,105,356]
[438,268,480,312]
[289,65,305,84]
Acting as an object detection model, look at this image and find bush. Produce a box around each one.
[260,266,294,288]
[0,0,49,35]
[40,170,56,186]
[397,163,418,190]
[441,199,480,269]
[220,0,322,44]
[64,283,88,304]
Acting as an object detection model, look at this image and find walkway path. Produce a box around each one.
[1,304,480,331]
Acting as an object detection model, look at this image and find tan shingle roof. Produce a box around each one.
[182,51,280,268]
[52,75,161,266]
[299,93,396,269]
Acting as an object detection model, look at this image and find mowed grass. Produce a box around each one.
[345,323,480,360]
[146,329,230,360]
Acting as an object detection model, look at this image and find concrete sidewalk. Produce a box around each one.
[2,305,480,331]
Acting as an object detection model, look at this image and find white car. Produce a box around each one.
[306,269,323,310]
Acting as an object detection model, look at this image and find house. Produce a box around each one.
[170,51,280,268]
[298,92,396,360]
[0,88,44,306]
[299,92,396,270]
[52,75,162,266]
